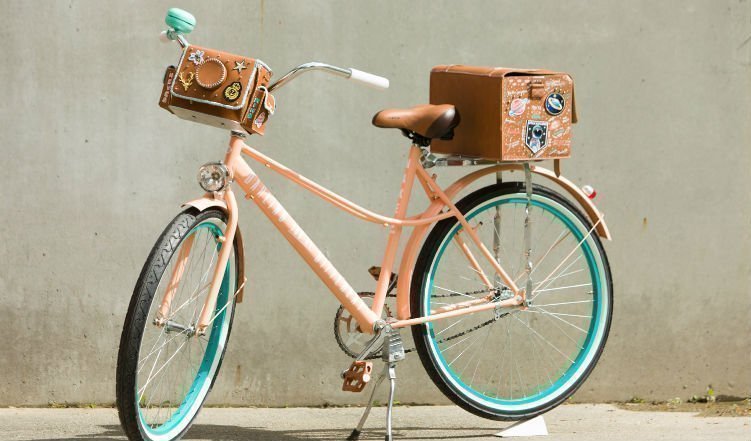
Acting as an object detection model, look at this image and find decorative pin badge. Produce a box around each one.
[233,60,248,73]
[223,81,242,102]
[178,71,194,91]
[254,113,266,128]
[508,98,529,117]
[188,50,205,65]
[545,93,565,116]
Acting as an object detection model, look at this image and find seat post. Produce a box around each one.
[400,129,431,147]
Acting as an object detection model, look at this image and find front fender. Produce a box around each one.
[182,195,247,303]
[395,164,610,320]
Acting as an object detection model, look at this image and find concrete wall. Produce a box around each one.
[1,0,749,406]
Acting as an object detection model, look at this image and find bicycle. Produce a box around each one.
[116,9,613,441]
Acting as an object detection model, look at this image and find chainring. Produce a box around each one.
[333,292,392,360]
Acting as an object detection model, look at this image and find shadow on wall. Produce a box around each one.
[34,423,494,440]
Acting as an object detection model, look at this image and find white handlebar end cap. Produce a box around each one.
[159,30,171,43]
[349,68,390,90]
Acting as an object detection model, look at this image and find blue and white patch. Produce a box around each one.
[545,93,565,116]
[525,120,548,153]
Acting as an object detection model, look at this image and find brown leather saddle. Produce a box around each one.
[372,104,460,145]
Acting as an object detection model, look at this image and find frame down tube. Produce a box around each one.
[228,139,380,333]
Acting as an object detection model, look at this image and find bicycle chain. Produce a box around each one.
[334,288,505,360]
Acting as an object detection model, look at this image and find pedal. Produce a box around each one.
[341,361,373,393]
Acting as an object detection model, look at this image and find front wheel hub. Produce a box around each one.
[163,319,196,337]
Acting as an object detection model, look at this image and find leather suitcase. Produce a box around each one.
[430,65,577,161]
[159,45,274,135]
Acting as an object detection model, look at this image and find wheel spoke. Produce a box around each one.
[512,315,574,364]
[526,306,589,334]
[433,285,479,300]
[534,282,592,294]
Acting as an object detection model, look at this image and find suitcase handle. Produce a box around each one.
[529,80,546,99]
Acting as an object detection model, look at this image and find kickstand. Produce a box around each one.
[384,363,397,441]
[348,326,404,441]
[348,363,388,440]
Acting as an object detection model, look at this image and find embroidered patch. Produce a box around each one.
[233,60,248,73]
[508,98,529,117]
[254,113,266,128]
[525,120,548,154]
[188,50,205,65]
[178,71,194,91]
[223,82,242,102]
[246,97,261,119]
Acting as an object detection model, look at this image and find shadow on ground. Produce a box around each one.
[35,424,496,441]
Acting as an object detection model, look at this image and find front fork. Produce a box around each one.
[195,188,239,335]
[155,187,239,336]
[155,234,196,324]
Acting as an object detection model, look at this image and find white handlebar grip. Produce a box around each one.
[349,68,390,90]
[159,30,171,43]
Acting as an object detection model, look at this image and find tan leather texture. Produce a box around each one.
[430,65,576,161]
[160,45,273,135]
[159,66,177,114]
[241,68,274,135]
[372,104,459,139]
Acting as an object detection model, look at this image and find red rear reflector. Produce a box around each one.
[582,185,597,200]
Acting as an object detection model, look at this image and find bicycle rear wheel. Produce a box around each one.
[411,182,612,420]
[116,208,239,441]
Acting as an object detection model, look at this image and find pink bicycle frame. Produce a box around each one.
[188,133,610,335]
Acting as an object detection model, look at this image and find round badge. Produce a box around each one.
[545,93,565,116]
[195,58,227,89]
[223,82,242,102]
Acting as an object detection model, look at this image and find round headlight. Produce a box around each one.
[197,162,230,192]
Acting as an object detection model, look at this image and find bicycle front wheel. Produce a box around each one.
[411,182,612,420]
[116,208,239,441]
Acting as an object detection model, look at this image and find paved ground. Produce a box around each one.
[0,405,748,441]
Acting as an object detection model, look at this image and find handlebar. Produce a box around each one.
[347,68,390,90]
[161,8,389,92]
[268,62,389,92]
[161,32,389,91]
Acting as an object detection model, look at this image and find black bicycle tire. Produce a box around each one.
[116,208,239,441]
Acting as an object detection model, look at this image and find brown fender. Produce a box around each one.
[182,195,247,303]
